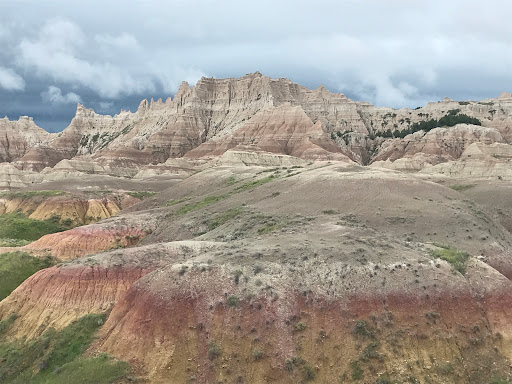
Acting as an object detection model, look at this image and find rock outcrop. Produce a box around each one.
[1,74,512,179]
[0,116,52,163]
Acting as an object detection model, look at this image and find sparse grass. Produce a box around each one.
[165,197,190,206]
[234,175,276,193]
[0,190,66,199]
[225,176,237,186]
[449,184,475,192]
[0,313,18,336]
[257,223,281,235]
[0,252,54,301]
[0,238,31,247]
[176,195,228,215]
[0,213,67,241]
[126,191,156,200]
[205,207,243,230]
[430,246,470,275]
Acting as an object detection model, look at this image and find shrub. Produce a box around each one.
[285,356,304,371]
[207,341,222,360]
[350,360,363,380]
[303,364,315,381]
[352,320,373,337]
[295,321,307,332]
[227,295,240,307]
[252,348,264,361]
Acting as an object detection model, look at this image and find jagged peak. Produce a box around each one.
[498,91,512,99]
[137,99,149,113]
[75,103,96,117]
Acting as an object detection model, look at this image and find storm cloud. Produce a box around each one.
[0,0,511,131]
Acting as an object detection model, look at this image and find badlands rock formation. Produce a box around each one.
[1,72,511,180]
[1,74,512,383]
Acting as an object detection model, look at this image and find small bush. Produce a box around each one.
[352,320,373,337]
[303,364,315,381]
[227,296,240,307]
[438,362,454,375]
[295,321,307,332]
[252,348,264,361]
[208,341,222,360]
[350,360,363,380]
[285,356,304,371]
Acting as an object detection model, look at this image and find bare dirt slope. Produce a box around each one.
[1,160,512,383]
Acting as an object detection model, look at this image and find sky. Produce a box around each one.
[0,0,511,132]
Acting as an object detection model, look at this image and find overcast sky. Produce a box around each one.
[0,0,510,132]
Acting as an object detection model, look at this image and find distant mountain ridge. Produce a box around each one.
[1,72,512,176]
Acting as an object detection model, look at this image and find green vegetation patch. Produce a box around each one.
[0,252,54,301]
[350,360,364,380]
[0,238,31,247]
[430,246,470,275]
[165,197,190,206]
[449,184,476,192]
[126,191,157,200]
[234,175,276,193]
[205,207,243,230]
[0,313,129,384]
[0,212,67,242]
[176,195,229,215]
[38,354,129,384]
[257,222,282,235]
[375,110,482,139]
[0,190,66,199]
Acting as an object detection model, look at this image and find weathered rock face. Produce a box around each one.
[371,124,504,166]
[419,142,512,180]
[185,105,352,161]
[3,73,512,177]
[0,116,53,163]
[0,195,120,224]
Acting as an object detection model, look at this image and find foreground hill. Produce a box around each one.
[0,154,512,383]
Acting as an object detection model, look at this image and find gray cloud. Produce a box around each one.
[0,0,511,130]
[41,86,81,104]
[0,67,25,91]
